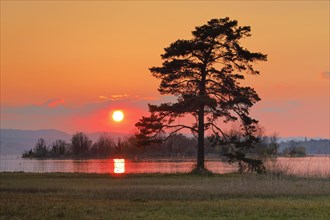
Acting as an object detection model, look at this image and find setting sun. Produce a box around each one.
[112,110,124,122]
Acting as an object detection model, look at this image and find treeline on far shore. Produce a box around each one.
[22,132,203,159]
[22,132,308,159]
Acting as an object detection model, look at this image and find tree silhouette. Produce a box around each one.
[136,18,267,171]
[71,132,92,156]
[51,139,67,156]
[34,138,48,158]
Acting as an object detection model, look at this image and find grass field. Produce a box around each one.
[1,172,329,219]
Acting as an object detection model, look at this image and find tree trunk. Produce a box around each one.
[197,105,205,170]
[197,69,206,171]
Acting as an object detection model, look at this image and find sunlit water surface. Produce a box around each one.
[1,155,329,177]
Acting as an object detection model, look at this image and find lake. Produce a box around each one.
[1,155,329,177]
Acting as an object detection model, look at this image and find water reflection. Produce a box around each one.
[113,159,125,174]
[0,155,329,177]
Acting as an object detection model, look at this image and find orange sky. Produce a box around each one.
[1,1,329,138]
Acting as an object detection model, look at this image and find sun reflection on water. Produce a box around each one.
[113,159,125,174]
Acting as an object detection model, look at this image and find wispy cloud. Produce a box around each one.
[133,96,159,101]
[98,96,109,100]
[98,94,129,102]
[0,96,154,132]
[98,94,160,102]
[44,98,65,108]
[110,94,129,100]
[256,100,302,113]
[321,71,330,79]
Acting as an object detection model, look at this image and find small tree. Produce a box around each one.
[51,139,67,156]
[136,18,266,172]
[283,143,306,157]
[71,132,92,156]
[253,133,279,157]
[162,133,197,157]
[34,138,48,158]
[266,134,279,156]
[91,134,115,156]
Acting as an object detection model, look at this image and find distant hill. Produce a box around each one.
[0,129,129,155]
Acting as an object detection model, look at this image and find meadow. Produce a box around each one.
[1,172,329,219]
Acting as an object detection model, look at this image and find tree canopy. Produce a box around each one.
[136,18,267,172]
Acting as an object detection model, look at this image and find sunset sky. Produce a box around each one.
[1,1,329,138]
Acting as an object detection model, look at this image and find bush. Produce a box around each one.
[283,146,306,157]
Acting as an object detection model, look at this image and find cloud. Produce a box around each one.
[98,94,130,102]
[98,94,160,102]
[44,98,65,108]
[98,96,109,100]
[321,71,330,79]
[110,94,129,101]
[132,96,159,101]
[256,100,302,113]
[0,95,176,133]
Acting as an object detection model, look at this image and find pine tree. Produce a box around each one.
[136,18,267,172]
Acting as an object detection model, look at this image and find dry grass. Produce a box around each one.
[1,172,329,219]
[1,172,329,199]
[263,157,330,178]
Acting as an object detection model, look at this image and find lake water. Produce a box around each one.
[1,155,329,177]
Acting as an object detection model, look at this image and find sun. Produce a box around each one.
[112,110,124,122]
